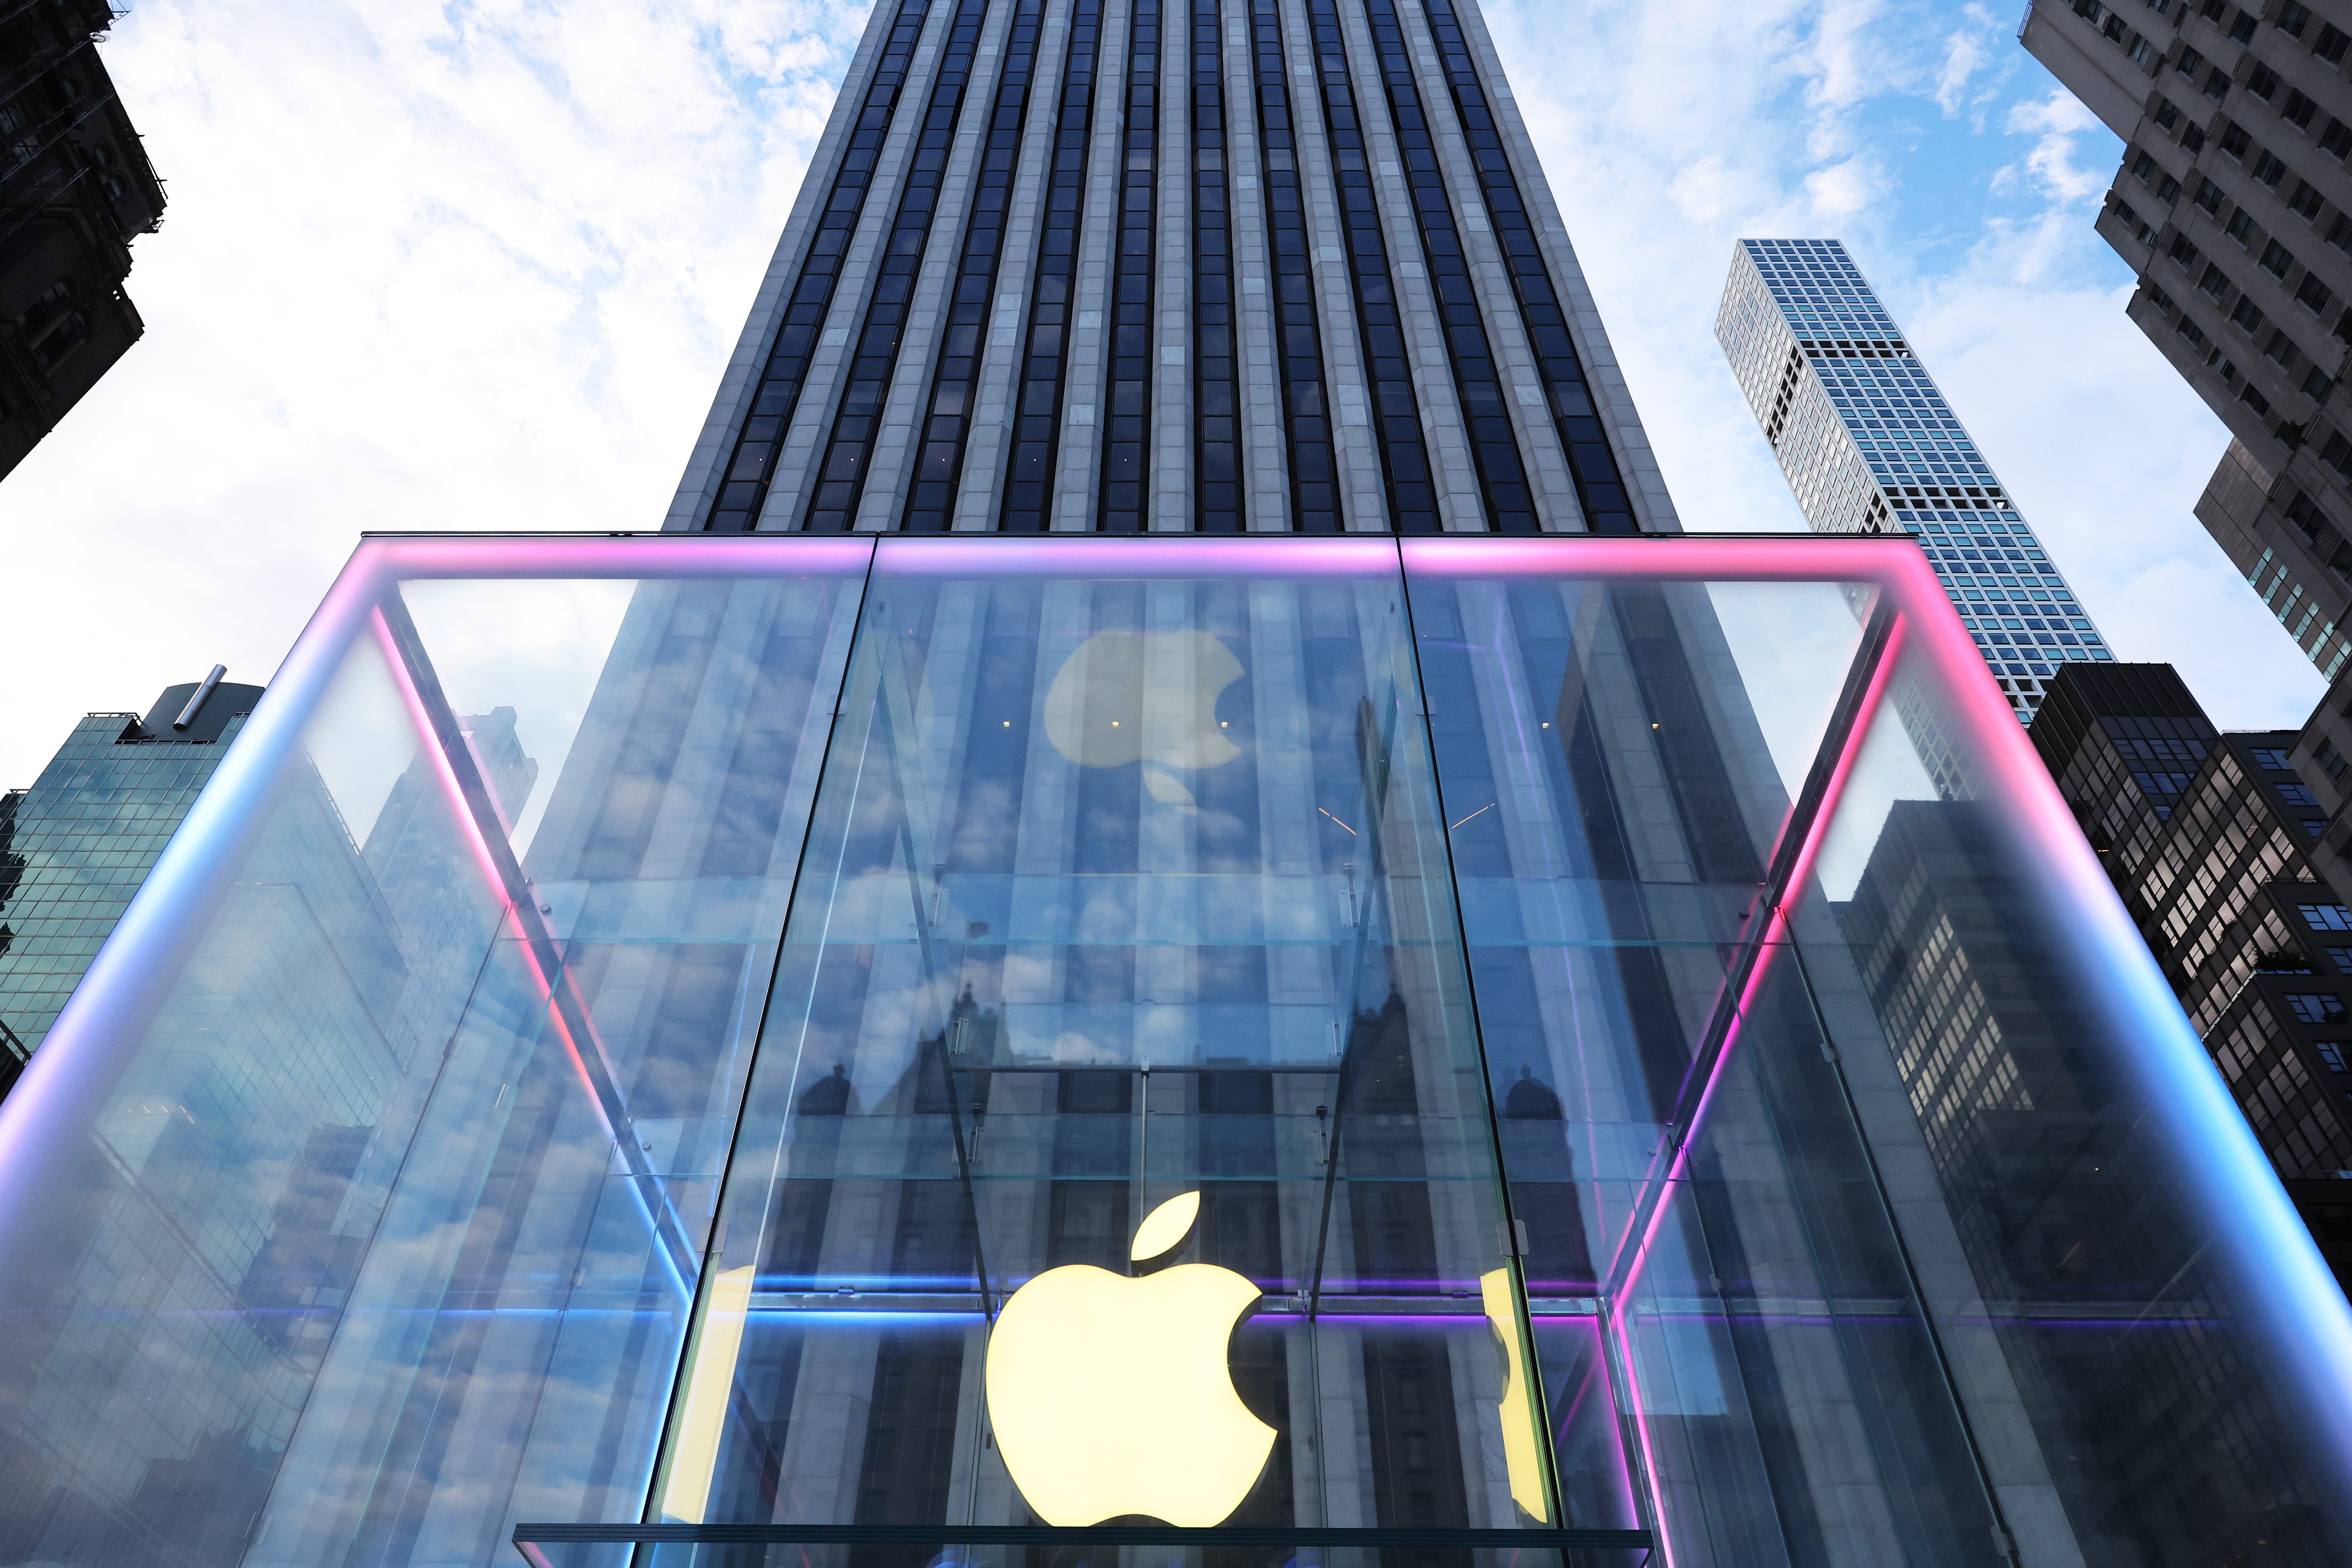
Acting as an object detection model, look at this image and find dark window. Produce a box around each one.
[2319,23,2352,64]
[2197,175,2225,213]
[2324,430,2352,477]
[2255,65,2285,102]
[2281,1,2311,38]
[2220,122,2254,158]
[2288,489,2329,538]
[2320,737,2351,780]
[2136,148,2161,182]
[2326,119,2352,159]
[2202,260,2232,297]
[2161,173,2184,201]
[2180,313,2208,346]
[2245,382,2274,416]
[2308,366,2336,401]
[2289,180,2324,219]
[2286,993,2348,1023]
[2185,122,2209,152]
[2303,902,2352,930]
[2263,238,2296,276]
[2157,98,2182,130]
[2301,272,2333,311]
[2256,150,2290,186]
[2269,328,2299,367]
[2230,10,2256,43]
[2233,294,2267,333]
[2229,207,2258,243]
[2287,87,2318,127]
[2207,65,2232,100]
[2330,213,2352,252]
[2180,44,2209,76]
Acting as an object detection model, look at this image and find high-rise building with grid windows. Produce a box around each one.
[1718,238,2116,720]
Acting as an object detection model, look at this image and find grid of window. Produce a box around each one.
[902,0,1047,532]
[1191,0,1239,532]
[999,0,1106,533]
[703,0,933,533]
[1357,0,1532,532]
[0,721,234,1054]
[1304,0,1434,532]
[1247,0,1338,532]
[1414,0,1634,534]
[801,0,993,534]
[1098,0,1163,533]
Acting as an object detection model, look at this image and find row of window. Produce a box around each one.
[1000,0,1108,533]
[704,0,935,534]
[1418,0,1635,532]
[1097,0,1162,533]
[902,0,1050,532]
[802,0,993,534]
[1247,0,1344,532]
[1304,0,1441,532]
[1192,0,1243,532]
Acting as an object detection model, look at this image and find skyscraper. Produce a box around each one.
[3,3,2352,1567]
[660,0,1676,537]
[0,674,262,1093]
[2022,0,2352,678]
[1718,238,2116,720]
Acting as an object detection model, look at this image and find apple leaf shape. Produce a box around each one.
[985,1261,1274,1526]
[1131,1191,1200,1264]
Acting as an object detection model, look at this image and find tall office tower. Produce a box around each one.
[2031,661,2352,1292]
[11,4,2352,1568]
[0,674,261,1094]
[0,1,167,479]
[659,0,1675,535]
[1719,239,2116,721]
[2022,0,2352,677]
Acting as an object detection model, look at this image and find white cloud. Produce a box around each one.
[0,0,2325,797]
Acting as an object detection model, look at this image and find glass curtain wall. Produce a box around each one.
[0,535,2347,1568]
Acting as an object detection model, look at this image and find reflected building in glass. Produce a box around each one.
[2,2,2352,1568]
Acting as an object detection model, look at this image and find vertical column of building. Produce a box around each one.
[697,0,938,532]
[1155,0,1193,530]
[1191,0,1241,531]
[1101,0,1164,532]
[1352,0,1535,532]
[900,0,1049,531]
[800,0,995,532]
[1218,0,1284,531]
[1410,0,1638,533]
[1302,0,1436,532]
[1244,0,1340,532]
[999,0,1110,532]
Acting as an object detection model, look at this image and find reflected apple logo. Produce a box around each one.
[1043,631,1243,808]
[983,1191,1275,1526]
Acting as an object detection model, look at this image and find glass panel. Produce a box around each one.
[656,539,1567,1543]
[1806,650,2352,1568]
[1404,562,2004,1568]
[0,553,867,1568]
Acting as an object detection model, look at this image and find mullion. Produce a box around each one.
[1303,0,1436,533]
[1357,0,1533,533]
[704,0,934,533]
[1416,0,1635,534]
[902,0,1049,532]
[999,0,1107,533]
[1099,0,1162,533]
[1248,0,1339,533]
[1194,0,1240,532]
[803,0,994,532]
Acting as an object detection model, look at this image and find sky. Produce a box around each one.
[0,0,2327,788]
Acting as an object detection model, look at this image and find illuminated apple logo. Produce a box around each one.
[984,1191,1275,1526]
[1042,631,1244,809]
